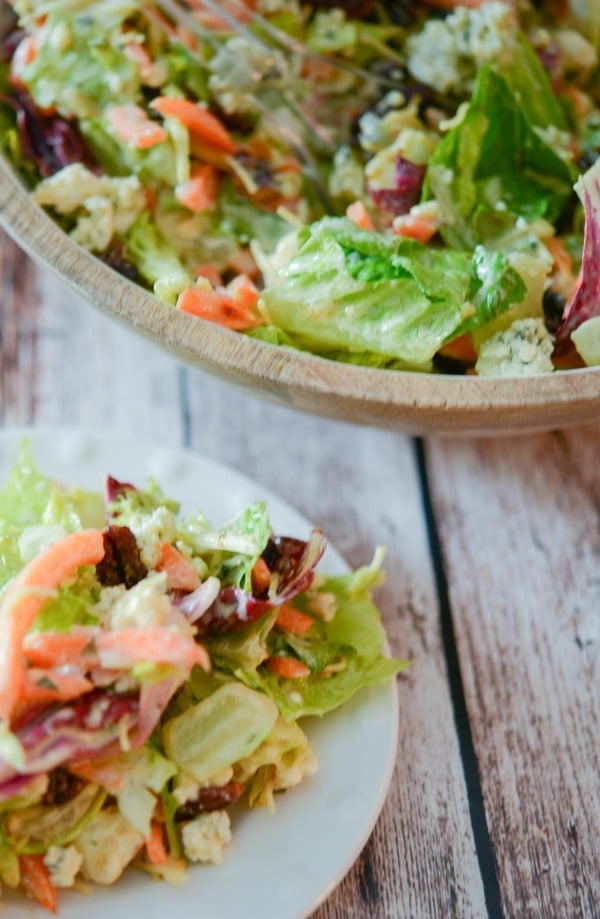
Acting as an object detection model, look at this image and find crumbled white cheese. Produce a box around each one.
[126,505,178,569]
[406,2,513,95]
[33,164,146,253]
[43,846,83,888]
[181,811,232,865]
[76,808,144,885]
[475,318,555,377]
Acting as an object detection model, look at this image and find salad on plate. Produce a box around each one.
[0,441,405,913]
[1,0,600,375]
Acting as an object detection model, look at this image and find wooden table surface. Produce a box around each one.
[1,227,599,919]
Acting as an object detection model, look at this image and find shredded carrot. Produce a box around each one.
[146,821,169,865]
[346,201,376,232]
[225,274,261,311]
[437,333,478,364]
[69,758,126,793]
[176,286,263,330]
[0,529,105,722]
[251,558,271,595]
[150,97,236,154]
[96,628,210,671]
[19,855,58,915]
[546,235,574,278]
[275,603,314,636]
[392,214,439,244]
[265,656,311,679]
[156,543,201,592]
[21,668,94,707]
[123,42,155,82]
[175,163,219,212]
[23,627,98,669]
[106,104,168,149]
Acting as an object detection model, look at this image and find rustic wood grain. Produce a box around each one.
[425,431,600,918]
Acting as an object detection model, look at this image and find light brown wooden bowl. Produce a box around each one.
[1,151,599,436]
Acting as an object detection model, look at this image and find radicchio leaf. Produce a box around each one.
[555,159,600,349]
[195,528,326,635]
[0,692,139,786]
[368,157,426,215]
[7,91,94,178]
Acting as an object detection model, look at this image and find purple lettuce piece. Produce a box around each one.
[555,159,600,349]
[0,772,43,804]
[197,528,326,635]
[105,475,139,504]
[368,157,426,215]
[0,692,139,786]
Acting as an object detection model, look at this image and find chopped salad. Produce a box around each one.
[1,0,600,375]
[0,442,405,913]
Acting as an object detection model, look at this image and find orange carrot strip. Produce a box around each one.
[546,235,574,278]
[393,214,439,244]
[176,286,263,331]
[69,759,126,793]
[150,97,236,154]
[23,627,99,669]
[251,558,271,595]
[346,201,376,232]
[19,855,58,915]
[156,543,201,592]
[21,668,94,706]
[275,604,315,636]
[437,333,478,364]
[146,821,169,865]
[175,163,219,212]
[96,628,210,671]
[225,274,261,311]
[0,529,105,721]
[9,34,37,89]
[106,104,168,149]
[265,656,311,679]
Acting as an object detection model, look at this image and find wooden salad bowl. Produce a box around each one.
[2,150,600,437]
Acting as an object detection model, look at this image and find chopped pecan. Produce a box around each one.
[96,525,147,588]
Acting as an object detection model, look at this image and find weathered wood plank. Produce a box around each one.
[425,430,600,918]
[0,229,184,439]
[185,373,488,917]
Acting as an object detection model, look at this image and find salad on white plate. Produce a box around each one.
[0,439,405,914]
[1,0,600,376]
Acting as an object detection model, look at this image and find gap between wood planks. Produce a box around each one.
[415,439,504,919]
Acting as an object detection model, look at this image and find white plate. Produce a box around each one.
[0,426,399,919]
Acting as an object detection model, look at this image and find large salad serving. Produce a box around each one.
[0,442,404,913]
[1,0,600,376]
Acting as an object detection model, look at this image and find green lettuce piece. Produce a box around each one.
[32,573,100,633]
[237,552,408,720]
[207,610,279,672]
[80,119,179,187]
[499,33,568,132]
[426,67,575,250]
[233,717,317,809]
[122,212,190,292]
[259,216,525,364]
[20,9,141,119]
[0,442,104,588]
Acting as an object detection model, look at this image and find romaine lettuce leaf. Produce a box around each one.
[259,216,525,364]
[426,67,575,251]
